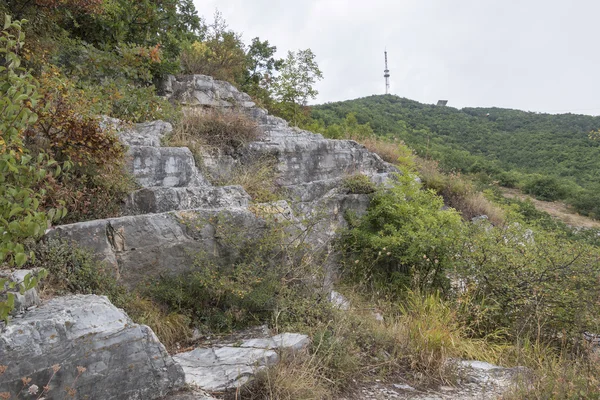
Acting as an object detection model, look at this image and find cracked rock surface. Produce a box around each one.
[0,295,184,399]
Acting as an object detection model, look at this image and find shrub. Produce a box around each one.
[27,238,127,303]
[144,214,311,333]
[342,173,377,194]
[179,12,246,83]
[22,68,137,222]
[454,223,600,343]
[27,238,190,347]
[522,174,569,201]
[340,173,464,295]
[0,17,63,267]
[417,158,505,224]
[570,188,600,219]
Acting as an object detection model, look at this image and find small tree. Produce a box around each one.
[273,49,323,126]
[240,37,282,107]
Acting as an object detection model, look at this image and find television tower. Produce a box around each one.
[384,50,390,94]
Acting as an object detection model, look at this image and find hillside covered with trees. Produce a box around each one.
[310,95,600,218]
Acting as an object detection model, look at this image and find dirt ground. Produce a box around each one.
[500,187,600,229]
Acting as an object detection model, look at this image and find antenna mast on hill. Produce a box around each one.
[384,50,390,95]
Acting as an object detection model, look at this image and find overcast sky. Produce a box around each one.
[194,0,600,115]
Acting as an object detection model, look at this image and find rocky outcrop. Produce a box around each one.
[173,333,310,392]
[52,75,396,288]
[0,295,184,399]
[160,75,256,108]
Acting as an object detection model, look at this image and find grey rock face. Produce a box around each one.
[0,269,40,316]
[50,207,266,286]
[130,146,208,188]
[173,333,310,392]
[249,129,393,187]
[119,120,173,147]
[0,295,184,399]
[161,75,256,108]
[124,185,250,214]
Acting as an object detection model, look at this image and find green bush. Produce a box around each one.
[27,238,128,305]
[0,17,64,267]
[342,173,377,194]
[570,188,600,219]
[144,215,311,332]
[340,173,464,295]
[454,223,600,342]
[522,174,569,201]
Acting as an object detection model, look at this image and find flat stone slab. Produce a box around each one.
[173,333,309,392]
[0,295,184,400]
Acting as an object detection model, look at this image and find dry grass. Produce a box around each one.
[167,108,262,154]
[238,351,332,400]
[217,154,282,203]
[417,158,505,225]
[502,339,600,399]
[124,296,191,351]
[351,135,416,171]
[241,289,507,399]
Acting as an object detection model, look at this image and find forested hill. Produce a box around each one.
[312,95,600,185]
[311,95,600,217]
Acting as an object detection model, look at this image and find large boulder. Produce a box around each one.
[0,295,184,399]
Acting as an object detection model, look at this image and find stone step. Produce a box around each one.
[124,185,250,215]
[128,146,208,188]
[0,295,184,400]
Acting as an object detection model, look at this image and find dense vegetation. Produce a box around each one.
[310,95,600,218]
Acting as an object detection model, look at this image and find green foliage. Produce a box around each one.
[569,186,600,219]
[341,173,377,194]
[26,238,192,347]
[180,11,246,82]
[522,174,569,201]
[0,17,64,267]
[67,0,202,62]
[0,269,47,324]
[144,215,307,333]
[454,222,600,342]
[28,238,127,303]
[341,173,464,294]
[273,49,323,126]
[240,37,282,106]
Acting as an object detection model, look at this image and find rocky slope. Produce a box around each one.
[0,75,523,399]
[1,75,397,398]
